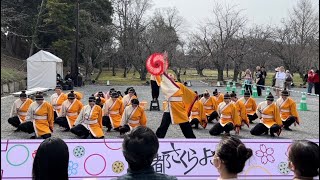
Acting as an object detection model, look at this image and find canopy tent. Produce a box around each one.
[27,50,63,90]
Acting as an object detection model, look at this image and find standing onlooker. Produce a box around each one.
[314,70,320,95]
[213,136,253,180]
[307,68,315,93]
[115,126,177,180]
[32,137,69,180]
[255,66,263,96]
[243,69,253,95]
[272,67,279,88]
[288,140,319,180]
[275,66,286,97]
[261,66,267,90]
[284,70,293,93]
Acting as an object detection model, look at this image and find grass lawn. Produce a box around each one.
[94,68,304,86]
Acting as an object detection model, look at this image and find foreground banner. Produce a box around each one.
[1,139,319,180]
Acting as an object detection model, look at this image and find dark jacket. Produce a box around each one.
[114,166,177,180]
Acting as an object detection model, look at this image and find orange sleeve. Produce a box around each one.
[119,101,124,116]
[47,103,54,131]
[140,109,147,126]
[290,100,299,123]
[274,105,283,126]
[199,102,206,122]
[233,104,241,126]
[252,99,257,112]
[98,106,103,128]
[241,103,249,124]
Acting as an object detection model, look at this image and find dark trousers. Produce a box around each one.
[248,113,258,123]
[53,111,58,123]
[315,82,320,95]
[257,84,262,96]
[102,116,112,130]
[55,117,70,130]
[245,84,252,95]
[19,121,35,134]
[250,123,281,136]
[19,121,51,139]
[190,118,199,129]
[71,124,90,138]
[209,122,234,136]
[207,111,218,123]
[283,116,297,128]
[71,124,104,139]
[8,116,21,128]
[119,124,131,134]
[156,112,196,138]
[151,80,160,99]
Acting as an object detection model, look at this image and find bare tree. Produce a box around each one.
[196,3,247,81]
[269,0,319,79]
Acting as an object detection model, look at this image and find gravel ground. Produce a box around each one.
[1,81,319,140]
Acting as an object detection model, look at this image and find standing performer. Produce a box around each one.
[209,93,241,136]
[50,85,67,120]
[8,91,33,131]
[189,91,207,129]
[154,72,197,138]
[102,92,124,132]
[230,91,249,128]
[18,94,54,139]
[213,89,224,105]
[119,99,147,135]
[150,75,160,101]
[71,96,104,139]
[250,93,283,137]
[238,91,258,123]
[200,90,218,123]
[122,88,138,107]
[55,91,83,131]
[276,90,300,131]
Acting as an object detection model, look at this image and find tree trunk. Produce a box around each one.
[233,68,239,82]
[239,71,242,80]
[196,67,205,77]
[217,68,224,81]
[172,68,182,82]
[85,56,93,82]
[139,69,147,81]
[95,62,103,81]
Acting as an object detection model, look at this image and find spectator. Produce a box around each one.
[288,140,319,180]
[307,68,315,93]
[261,66,267,90]
[64,70,72,81]
[275,66,286,97]
[284,70,293,93]
[272,67,279,87]
[32,137,69,180]
[313,70,319,95]
[254,66,263,96]
[115,126,177,180]
[243,69,253,95]
[213,136,253,180]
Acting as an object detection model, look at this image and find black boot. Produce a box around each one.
[284,126,292,131]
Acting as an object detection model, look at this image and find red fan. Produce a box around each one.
[146,53,169,76]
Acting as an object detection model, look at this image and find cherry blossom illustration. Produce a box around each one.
[255,144,275,165]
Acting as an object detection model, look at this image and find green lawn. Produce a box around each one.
[1,67,26,85]
[96,68,304,86]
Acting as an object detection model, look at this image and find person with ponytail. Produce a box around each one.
[288,140,319,180]
[209,93,241,136]
[8,90,33,131]
[56,91,83,131]
[213,136,253,180]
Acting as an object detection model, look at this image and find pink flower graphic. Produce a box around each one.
[255,144,275,165]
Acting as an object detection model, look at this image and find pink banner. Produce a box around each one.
[1,139,319,180]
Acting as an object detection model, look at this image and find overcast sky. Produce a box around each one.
[150,0,318,40]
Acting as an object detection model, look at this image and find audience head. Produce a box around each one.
[288,140,319,179]
[122,126,159,171]
[256,66,261,71]
[213,136,252,176]
[32,137,69,180]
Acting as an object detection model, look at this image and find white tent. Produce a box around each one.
[27,50,63,90]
